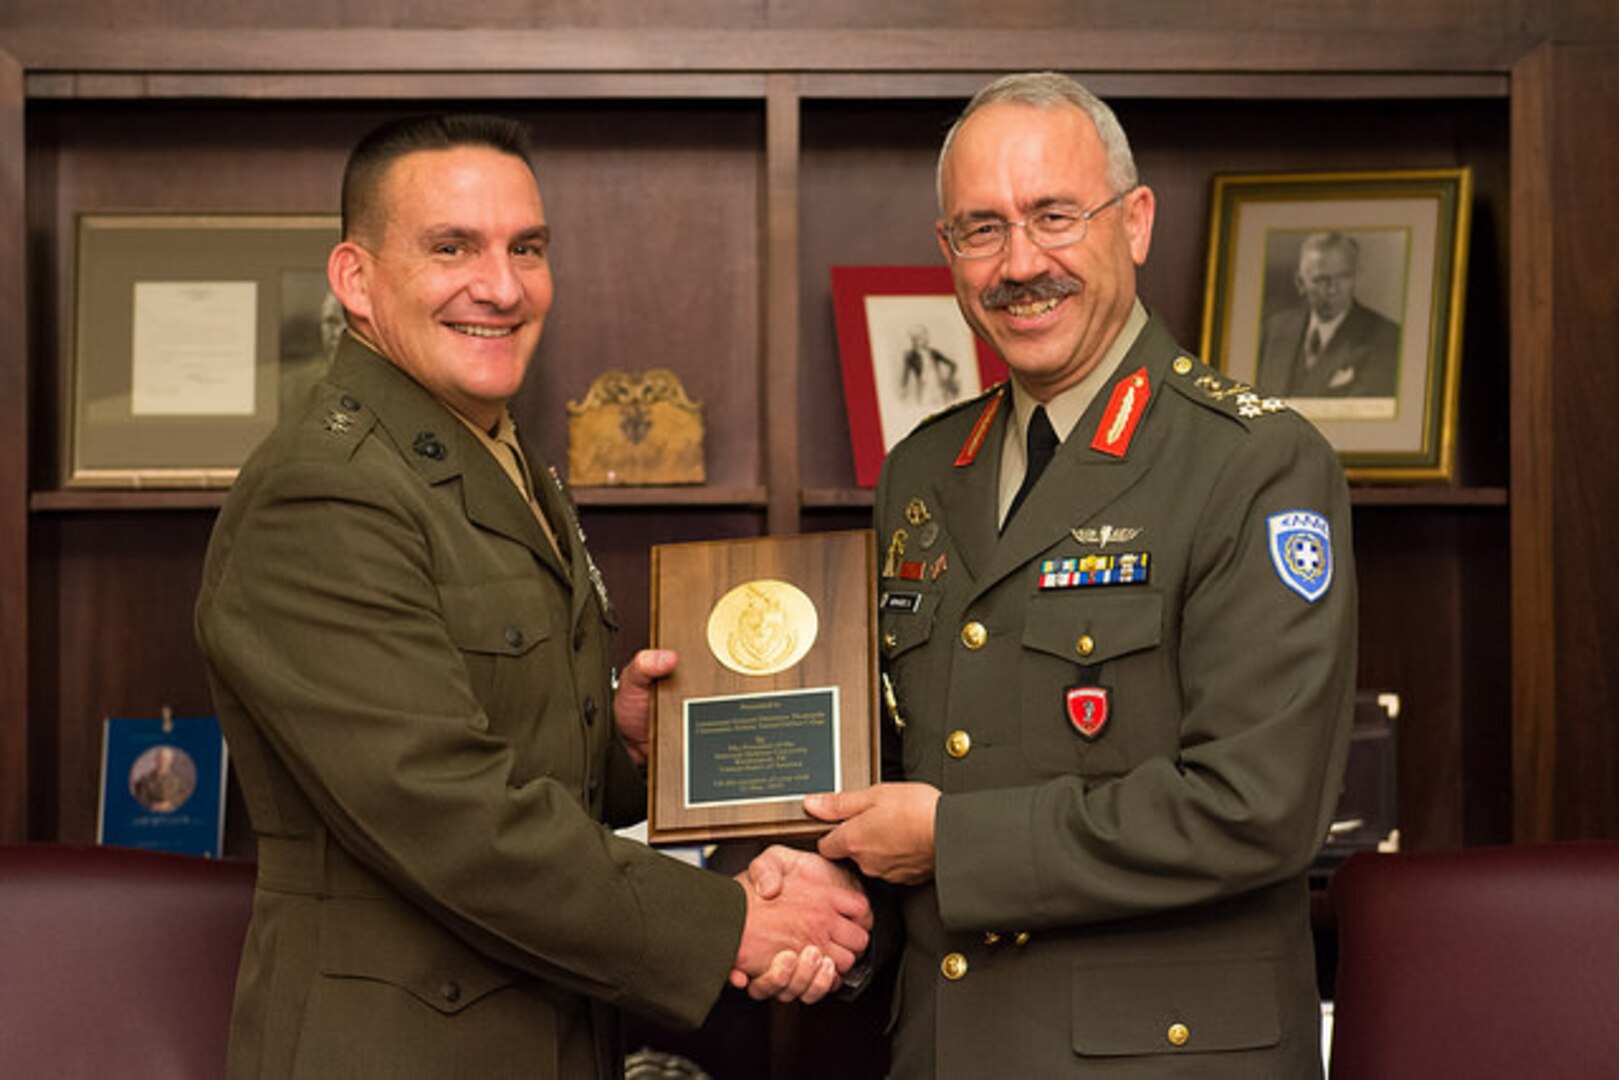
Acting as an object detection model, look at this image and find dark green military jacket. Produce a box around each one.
[196,338,744,1079]
[874,315,1355,1078]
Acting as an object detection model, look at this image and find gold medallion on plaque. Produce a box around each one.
[706,579,818,676]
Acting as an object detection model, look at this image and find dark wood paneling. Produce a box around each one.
[1546,48,1619,839]
[38,511,218,843]
[1509,46,1558,843]
[1353,507,1511,850]
[1512,43,1619,840]
[0,0,1595,46]
[0,27,1535,77]
[0,48,27,842]
[1456,511,1514,846]
[765,75,801,534]
[798,100,957,491]
[517,101,765,490]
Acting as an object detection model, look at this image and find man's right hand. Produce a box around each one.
[728,845,872,1003]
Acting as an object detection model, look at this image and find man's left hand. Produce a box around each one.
[612,649,677,766]
[805,782,941,885]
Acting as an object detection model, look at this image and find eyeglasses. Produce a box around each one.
[942,186,1136,260]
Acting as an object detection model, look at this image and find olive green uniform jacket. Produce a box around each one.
[874,315,1355,1078]
[196,338,744,1079]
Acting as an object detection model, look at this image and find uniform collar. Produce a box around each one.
[325,336,565,576]
[1000,299,1148,521]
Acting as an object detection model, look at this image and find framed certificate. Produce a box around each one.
[648,530,879,844]
[67,213,340,488]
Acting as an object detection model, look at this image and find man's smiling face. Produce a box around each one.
[937,101,1153,402]
[332,145,552,428]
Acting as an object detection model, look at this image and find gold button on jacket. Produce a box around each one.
[945,730,971,759]
[940,953,968,981]
[960,621,987,650]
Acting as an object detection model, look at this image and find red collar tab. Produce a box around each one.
[954,391,1004,467]
[1089,367,1151,458]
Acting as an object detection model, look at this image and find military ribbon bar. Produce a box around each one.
[1038,552,1150,589]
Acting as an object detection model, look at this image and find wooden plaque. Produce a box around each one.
[648,530,878,844]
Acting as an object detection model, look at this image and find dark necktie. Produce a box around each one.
[1004,405,1058,529]
[1305,326,1323,367]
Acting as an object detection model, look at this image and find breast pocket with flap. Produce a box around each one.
[1019,590,1164,776]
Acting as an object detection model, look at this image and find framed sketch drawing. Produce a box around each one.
[1199,169,1471,482]
[67,213,341,488]
[831,266,1007,487]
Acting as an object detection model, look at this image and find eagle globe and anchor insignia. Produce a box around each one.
[706,579,819,676]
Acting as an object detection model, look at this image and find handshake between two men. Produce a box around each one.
[618,650,942,1005]
[729,844,872,1004]
[723,775,948,1002]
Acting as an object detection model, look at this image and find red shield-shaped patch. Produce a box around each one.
[1065,686,1110,740]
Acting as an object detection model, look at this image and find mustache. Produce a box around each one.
[980,275,1081,309]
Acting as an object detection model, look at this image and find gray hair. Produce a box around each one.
[1297,231,1361,270]
[936,71,1139,211]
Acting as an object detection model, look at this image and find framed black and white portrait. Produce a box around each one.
[1200,170,1471,482]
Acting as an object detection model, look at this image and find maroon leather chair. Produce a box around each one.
[1329,843,1619,1079]
[0,844,255,1079]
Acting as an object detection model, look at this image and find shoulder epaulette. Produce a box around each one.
[1164,354,1289,424]
[299,384,375,459]
[914,378,1006,435]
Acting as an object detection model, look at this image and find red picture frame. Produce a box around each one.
[831,266,1007,487]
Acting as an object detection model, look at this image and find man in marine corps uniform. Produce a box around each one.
[799,72,1356,1077]
[195,114,870,1079]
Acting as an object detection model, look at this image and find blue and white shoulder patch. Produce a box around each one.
[1267,510,1333,603]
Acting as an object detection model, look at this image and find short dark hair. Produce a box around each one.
[340,113,537,244]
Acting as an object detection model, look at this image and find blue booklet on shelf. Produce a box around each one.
[98,713,228,858]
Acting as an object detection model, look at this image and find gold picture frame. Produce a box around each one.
[1199,169,1471,482]
[67,213,340,488]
